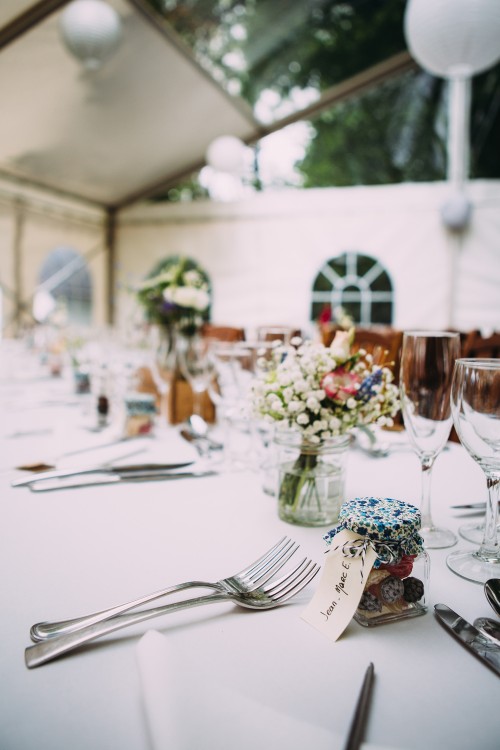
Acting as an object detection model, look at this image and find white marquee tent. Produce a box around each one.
[0,0,498,337]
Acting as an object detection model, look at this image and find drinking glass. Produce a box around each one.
[446,358,500,583]
[207,342,256,469]
[178,336,214,418]
[399,331,461,548]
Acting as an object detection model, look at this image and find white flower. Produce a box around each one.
[330,329,354,361]
[287,400,303,414]
[164,286,210,311]
[306,396,321,412]
[296,413,309,426]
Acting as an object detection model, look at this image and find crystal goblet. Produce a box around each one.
[446,358,500,583]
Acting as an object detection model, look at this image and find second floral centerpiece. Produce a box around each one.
[135,256,212,423]
[252,330,400,526]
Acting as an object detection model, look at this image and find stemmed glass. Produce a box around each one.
[446,358,500,583]
[207,342,256,469]
[178,336,214,418]
[399,331,461,548]
[147,326,175,421]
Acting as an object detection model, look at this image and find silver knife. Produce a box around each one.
[28,469,216,492]
[343,662,375,750]
[450,501,500,510]
[434,604,500,677]
[11,461,195,487]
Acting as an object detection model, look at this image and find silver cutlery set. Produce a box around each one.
[24,536,319,668]
[12,461,215,491]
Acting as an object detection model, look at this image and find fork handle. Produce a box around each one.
[30,580,221,642]
[25,592,230,669]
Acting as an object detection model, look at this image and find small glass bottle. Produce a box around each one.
[324,496,430,626]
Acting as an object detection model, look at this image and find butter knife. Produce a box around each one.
[28,469,216,492]
[434,604,500,677]
[11,461,195,487]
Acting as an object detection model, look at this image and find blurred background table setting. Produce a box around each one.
[1,317,499,750]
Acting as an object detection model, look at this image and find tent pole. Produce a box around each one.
[12,199,25,336]
[105,208,116,326]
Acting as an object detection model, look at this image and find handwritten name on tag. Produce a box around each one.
[302,529,377,642]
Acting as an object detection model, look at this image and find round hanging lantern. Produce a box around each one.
[440,190,472,231]
[60,0,123,71]
[205,136,247,176]
[404,0,500,77]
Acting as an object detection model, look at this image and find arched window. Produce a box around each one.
[311,253,394,325]
[36,247,92,326]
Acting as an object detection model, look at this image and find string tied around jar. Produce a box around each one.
[329,535,400,584]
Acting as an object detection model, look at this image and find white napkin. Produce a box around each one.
[136,630,401,750]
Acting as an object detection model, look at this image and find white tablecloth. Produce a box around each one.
[0,373,497,750]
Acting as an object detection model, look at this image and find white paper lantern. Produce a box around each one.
[60,0,122,71]
[205,136,247,176]
[440,190,472,231]
[404,0,500,77]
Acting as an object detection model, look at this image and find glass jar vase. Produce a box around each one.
[274,431,350,527]
[324,496,430,626]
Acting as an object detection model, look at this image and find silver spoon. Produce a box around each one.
[485,578,500,617]
[185,415,223,450]
[473,617,500,645]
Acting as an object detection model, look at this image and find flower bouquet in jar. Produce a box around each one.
[252,330,400,525]
[135,255,211,338]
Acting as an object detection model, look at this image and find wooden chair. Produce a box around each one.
[461,330,500,358]
[201,324,246,342]
[256,325,302,344]
[352,327,403,382]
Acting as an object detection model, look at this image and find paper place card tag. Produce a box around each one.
[301,529,377,642]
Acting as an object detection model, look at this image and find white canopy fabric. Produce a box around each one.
[0,1,417,210]
[0,0,260,208]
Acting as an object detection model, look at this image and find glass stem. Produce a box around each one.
[477,474,500,558]
[192,388,204,417]
[420,455,435,529]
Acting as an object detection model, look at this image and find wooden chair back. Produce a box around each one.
[461,330,500,358]
[201,324,246,342]
[352,327,403,381]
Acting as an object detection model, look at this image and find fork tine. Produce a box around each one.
[263,559,319,602]
[243,539,299,587]
[240,536,292,579]
[261,557,309,594]
[276,563,320,603]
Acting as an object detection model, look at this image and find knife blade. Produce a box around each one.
[450,502,487,510]
[11,461,195,487]
[434,604,500,678]
[343,662,375,750]
[28,469,216,491]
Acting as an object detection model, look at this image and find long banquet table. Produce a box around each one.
[0,365,498,750]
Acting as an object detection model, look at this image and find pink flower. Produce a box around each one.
[321,368,361,403]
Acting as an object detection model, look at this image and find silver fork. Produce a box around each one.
[25,557,319,668]
[30,536,299,643]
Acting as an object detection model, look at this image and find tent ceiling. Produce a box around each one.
[0,0,263,209]
[0,0,414,210]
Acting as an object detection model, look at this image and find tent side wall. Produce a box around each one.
[0,182,106,335]
[115,180,500,336]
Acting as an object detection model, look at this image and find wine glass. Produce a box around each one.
[399,331,461,548]
[178,336,214,418]
[446,358,500,583]
[207,342,256,469]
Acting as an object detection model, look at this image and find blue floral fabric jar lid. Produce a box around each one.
[324,496,424,562]
[125,393,157,416]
